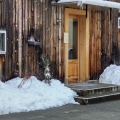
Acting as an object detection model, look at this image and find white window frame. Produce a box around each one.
[0,30,6,54]
[118,17,120,29]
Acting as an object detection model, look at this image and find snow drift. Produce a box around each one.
[99,65,120,85]
[0,76,77,115]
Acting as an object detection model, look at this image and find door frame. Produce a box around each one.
[64,8,89,83]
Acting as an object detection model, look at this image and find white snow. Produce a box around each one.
[0,76,77,115]
[58,0,120,9]
[99,65,120,85]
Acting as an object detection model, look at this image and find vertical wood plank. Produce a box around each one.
[24,0,28,75]
[58,6,62,78]
[18,0,22,77]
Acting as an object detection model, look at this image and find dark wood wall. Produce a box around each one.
[89,11,101,80]
[0,0,120,81]
[89,7,119,80]
[0,0,64,81]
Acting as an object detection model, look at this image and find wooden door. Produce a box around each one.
[64,8,90,84]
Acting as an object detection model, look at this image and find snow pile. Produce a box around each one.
[0,76,77,115]
[99,65,120,85]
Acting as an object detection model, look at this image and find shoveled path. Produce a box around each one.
[1,100,120,120]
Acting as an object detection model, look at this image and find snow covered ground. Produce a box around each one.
[99,65,120,85]
[0,76,77,115]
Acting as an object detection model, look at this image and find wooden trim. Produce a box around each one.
[69,15,78,19]
[78,15,80,83]
[65,8,86,16]
[85,11,90,80]
[79,11,90,82]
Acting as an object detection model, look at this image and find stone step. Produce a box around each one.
[67,83,119,96]
[87,80,99,84]
[75,91,120,105]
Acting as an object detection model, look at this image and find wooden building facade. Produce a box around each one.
[0,0,120,83]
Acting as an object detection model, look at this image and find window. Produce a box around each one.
[118,17,120,29]
[0,30,6,54]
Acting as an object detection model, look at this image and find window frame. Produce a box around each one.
[0,30,6,54]
[118,17,120,29]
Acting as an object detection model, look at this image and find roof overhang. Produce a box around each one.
[56,0,120,10]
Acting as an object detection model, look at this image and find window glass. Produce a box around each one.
[68,18,78,59]
[0,33,5,51]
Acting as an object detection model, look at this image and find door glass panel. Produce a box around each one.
[68,18,78,59]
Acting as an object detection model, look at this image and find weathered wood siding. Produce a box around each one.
[0,0,64,81]
[89,7,120,79]
[101,8,118,70]
[89,6,120,80]
[89,11,101,79]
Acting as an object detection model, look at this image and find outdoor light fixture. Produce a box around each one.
[0,30,6,54]
[28,28,40,46]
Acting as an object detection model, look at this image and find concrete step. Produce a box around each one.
[75,91,120,105]
[87,80,99,84]
[67,83,119,96]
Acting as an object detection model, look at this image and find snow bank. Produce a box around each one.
[0,76,77,115]
[99,65,120,85]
